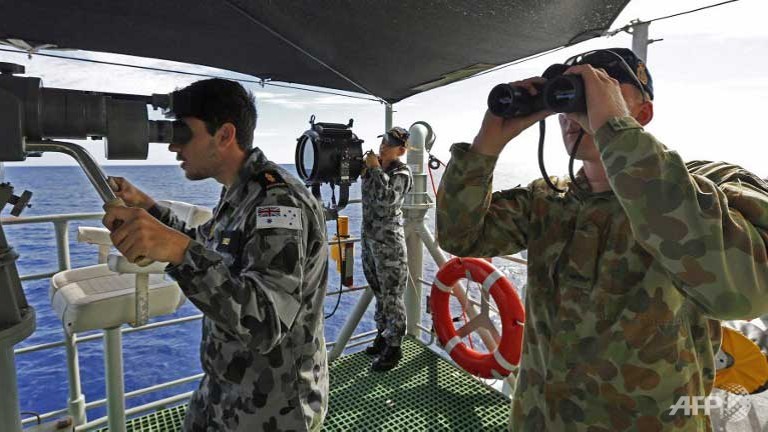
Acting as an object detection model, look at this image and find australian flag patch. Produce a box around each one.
[256,206,302,230]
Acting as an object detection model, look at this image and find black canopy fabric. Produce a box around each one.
[0,0,629,103]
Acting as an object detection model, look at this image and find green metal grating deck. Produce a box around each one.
[103,338,510,431]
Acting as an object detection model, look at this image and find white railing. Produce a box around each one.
[9,121,527,430]
[6,211,375,429]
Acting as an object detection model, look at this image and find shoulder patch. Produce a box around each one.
[254,170,287,189]
[256,206,302,230]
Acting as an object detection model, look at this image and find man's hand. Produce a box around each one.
[108,177,157,210]
[103,206,190,265]
[364,152,381,169]
[563,64,630,134]
[472,77,553,157]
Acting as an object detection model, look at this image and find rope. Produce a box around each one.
[607,0,741,36]
[428,156,474,349]
[324,216,344,319]
[0,47,382,102]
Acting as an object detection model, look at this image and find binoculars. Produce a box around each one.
[487,64,586,118]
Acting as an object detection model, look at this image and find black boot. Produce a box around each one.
[371,345,402,372]
[365,333,386,356]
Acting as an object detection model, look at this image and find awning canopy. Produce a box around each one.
[0,0,630,102]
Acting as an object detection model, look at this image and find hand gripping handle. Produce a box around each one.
[103,197,154,267]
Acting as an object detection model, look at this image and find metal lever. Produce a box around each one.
[26,141,153,328]
[7,190,31,217]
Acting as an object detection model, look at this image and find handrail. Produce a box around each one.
[417,323,436,345]
[74,391,195,432]
[20,373,205,427]
[8,206,511,430]
[417,277,500,314]
[498,255,527,265]
[6,209,376,429]
[1,212,103,225]
[16,281,367,356]
[3,212,360,285]
[325,329,377,349]
[15,314,205,355]
[20,270,58,282]
[327,285,367,296]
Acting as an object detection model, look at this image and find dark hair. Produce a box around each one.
[171,78,257,150]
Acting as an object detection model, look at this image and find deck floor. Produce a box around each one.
[105,338,510,431]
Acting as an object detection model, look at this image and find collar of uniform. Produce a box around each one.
[384,159,406,174]
[223,147,267,206]
[567,168,614,201]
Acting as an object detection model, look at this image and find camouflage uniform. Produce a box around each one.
[361,160,412,346]
[151,147,329,432]
[437,117,768,431]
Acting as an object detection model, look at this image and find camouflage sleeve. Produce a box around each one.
[165,187,306,353]
[436,142,531,257]
[147,203,196,238]
[365,167,410,206]
[596,116,768,320]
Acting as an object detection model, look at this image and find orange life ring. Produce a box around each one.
[715,326,768,393]
[430,257,525,379]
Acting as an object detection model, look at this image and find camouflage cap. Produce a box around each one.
[378,126,410,147]
[563,48,654,100]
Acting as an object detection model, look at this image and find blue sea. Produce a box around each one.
[6,164,451,422]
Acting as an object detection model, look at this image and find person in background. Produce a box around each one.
[361,126,413,371]
[104,78,329,431]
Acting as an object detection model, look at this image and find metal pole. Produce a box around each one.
[0,343,22,431]
[134,273,150,327]
[385,104,393,131]
[53,221,71,271]
[55,219,88,425]
[64,332,87,425]
[404,226,423,337]
[328,288,374,362]
[104,327,126,432]
[0,308,35,432]
[501,374,517,397]
[631,21,650,62]
[403,123,432,337]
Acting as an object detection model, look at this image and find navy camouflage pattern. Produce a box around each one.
[437,116,768,431]
[153,147,329,432]
[362,160,412,346]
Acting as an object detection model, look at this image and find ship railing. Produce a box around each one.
[8,118,532,428]
[4,211,376,429]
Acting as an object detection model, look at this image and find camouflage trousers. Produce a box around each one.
[361,233,408,347]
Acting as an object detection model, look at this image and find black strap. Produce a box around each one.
[568,130,586,191]
[537,120,565,193]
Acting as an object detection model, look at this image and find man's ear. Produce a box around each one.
[634,101,654,126]
[216,123,238,149]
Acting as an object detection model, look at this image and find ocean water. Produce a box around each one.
[6,163,526,422]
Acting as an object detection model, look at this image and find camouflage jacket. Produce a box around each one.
[155,147,329,431]
[437,117,768,431]
[361,160,412,242]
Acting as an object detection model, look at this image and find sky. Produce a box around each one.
[0,0,767,187]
